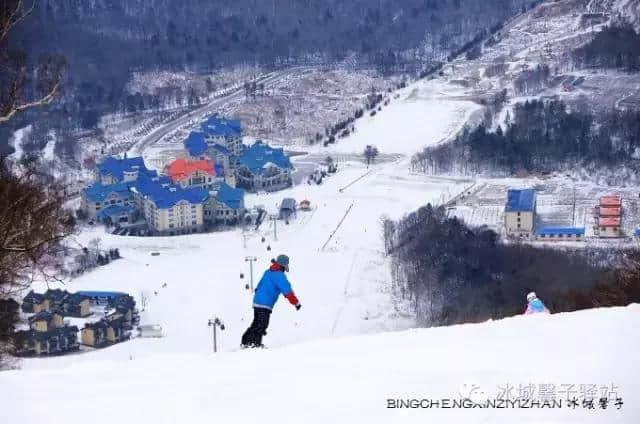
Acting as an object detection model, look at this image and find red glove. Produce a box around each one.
[285,292,300,306]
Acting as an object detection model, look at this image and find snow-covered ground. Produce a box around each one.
[3,304,638,423]
[307,79,481,156]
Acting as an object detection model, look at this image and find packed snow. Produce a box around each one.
[2,304,638,423]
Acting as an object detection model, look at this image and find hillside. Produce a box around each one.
[2,305,638,423]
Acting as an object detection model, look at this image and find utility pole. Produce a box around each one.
[269,215,278,241]
[207,317,225,353]
[244,256,257,291]
[572,183,576,227]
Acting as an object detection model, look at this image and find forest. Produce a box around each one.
[572,23,640,71]
[412,99,640,175]
[382,204,640,327]
[2,0,541,136]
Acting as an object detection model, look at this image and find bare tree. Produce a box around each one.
[0,0,66,123]
[0,162,75,297]
[0,2,70,363]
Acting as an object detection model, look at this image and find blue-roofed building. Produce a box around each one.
[97,204,137,225]
[183,131,236,186]
[82,156,212,235]
[83,156,157,221]
[184,132,208,158]
[536,227,585,241]
[82,181,135,221]
[200,116,244,156]
[236,141,293,192]
[132,174,209,235]
[204,182,246,225]
[504,189,536,238]
[97,156,157,185]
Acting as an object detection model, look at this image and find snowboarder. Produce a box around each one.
[525,292,550,314]
[241,254,301,348]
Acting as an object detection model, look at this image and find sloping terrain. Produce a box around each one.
[2,305,638,423]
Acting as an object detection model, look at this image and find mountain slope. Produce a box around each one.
[2,304,638,423]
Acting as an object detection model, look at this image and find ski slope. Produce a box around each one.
[308,77,481,156]
[10,74,480,363]
[2,305,638,423]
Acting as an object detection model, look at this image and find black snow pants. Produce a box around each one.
[241,307,271,347]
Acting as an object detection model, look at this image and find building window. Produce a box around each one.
[169,224,174,229]
[517,212,521,216]
[192,220,196,225]
[517,217,521,222]
[517,223,521,228]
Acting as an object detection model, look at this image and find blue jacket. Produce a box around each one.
[253,269,294,310]
[525,298,550,314]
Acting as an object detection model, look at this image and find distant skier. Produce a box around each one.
[525,292,550,315]
[241,254,301,348]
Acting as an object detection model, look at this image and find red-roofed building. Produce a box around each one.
[594,195,623,237]
[595,195,622,237]
[599,207,621,217]
[598,217,621,227]
[166,159,218,189]
[600,195,622,207]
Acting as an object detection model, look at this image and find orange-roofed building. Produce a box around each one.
[166,159,218,189]
[600,195,622,207]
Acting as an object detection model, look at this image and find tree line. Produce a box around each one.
[412,99,640,175]
[1,0,542,136]
[572,24,640,71]
[382,204,640,327]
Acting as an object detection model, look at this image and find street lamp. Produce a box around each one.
[244,256,257,291]
[207,317,225,353]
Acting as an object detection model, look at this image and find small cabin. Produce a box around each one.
[81,321,111,348]
[279,198,297,220]
[299,199,311,211]
[64,293,92,318]
[15,326,79,356]
[138,325,163,338]
[28,310,64,332]
[21,291,48,314]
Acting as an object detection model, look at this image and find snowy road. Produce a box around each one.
[128,67,309,157]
